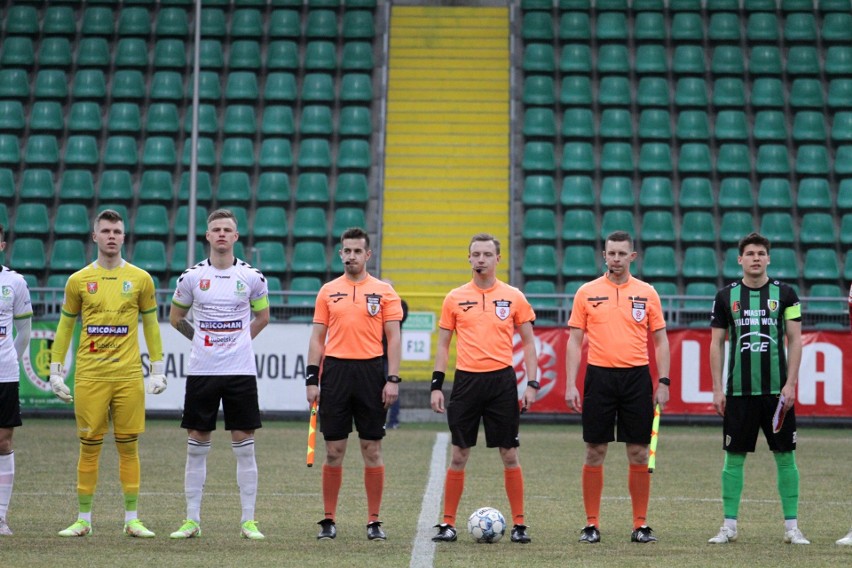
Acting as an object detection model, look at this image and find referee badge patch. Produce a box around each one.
[494,299,511,321]
[366,293,381,316]
[631,301,646,322]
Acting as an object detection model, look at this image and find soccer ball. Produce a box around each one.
[467,507,506,543]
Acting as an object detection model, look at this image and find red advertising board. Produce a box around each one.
[515,328,852,417]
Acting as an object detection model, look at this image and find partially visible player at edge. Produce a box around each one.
[49,209,167,538]
[840,283,852,546]
[565,230,670,544]
[707,232,808,545]
[430,233,538,544]
[307,227,403,541]
[0,223,33,536]
[169,209,270,541]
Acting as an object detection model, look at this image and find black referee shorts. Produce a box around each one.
[582,364,654,445]
[446,366,520,450]
[319,356,386,442]
[723,394,797,453]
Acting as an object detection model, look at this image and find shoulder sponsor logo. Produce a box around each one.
[494,299,512,321]
[200,279,211,291]
[631,301,646,323]
[87,282,98,294]
[366,293,381,316]
[87,325,129,336]
[198,320,243,332]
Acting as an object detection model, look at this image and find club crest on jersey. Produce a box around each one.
[366,293,381,317]
[732,301,741,313]
[199,279,210,291]
[234,280,247,298]
[767,299,779,313]
[87,282,98,294]
[494,299,511,321]
[1,285,11,297]
[122,280,132,294]
[632,301,646,322]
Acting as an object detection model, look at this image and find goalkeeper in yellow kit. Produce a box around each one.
[49,209,167,538]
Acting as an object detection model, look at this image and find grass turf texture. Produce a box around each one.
[2,420,850,567]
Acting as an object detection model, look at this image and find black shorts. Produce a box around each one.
[0,382,22,429]
[723,394,797,453]
[181,375,262,432]
[582,365,654,445]
[319,357,386,442]
[446,366,520,450]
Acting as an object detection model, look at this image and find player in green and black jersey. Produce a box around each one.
[707,232,809,545]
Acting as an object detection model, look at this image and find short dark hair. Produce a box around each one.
[469,233,500,255]
[738,232,770,255]
[341,227,370,248]
[604,230,633,250]
[94,209,124,232]
[207,208,238,226]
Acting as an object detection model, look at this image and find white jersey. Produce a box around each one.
[172,258,268,376]
[0,266,33,383]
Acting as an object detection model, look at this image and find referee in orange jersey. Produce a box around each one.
[430,233,539,544]
[306,228,403,542]
[565,231,670,544]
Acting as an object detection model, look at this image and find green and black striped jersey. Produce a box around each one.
[710,280,802,397]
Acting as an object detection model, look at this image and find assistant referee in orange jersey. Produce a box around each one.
[306,227,403,542]
[430,233,539,544]
[565,231,670,545]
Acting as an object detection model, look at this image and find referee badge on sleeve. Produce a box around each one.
[631,301,646,323]
[494,299,511,321]
[366,293,381,316]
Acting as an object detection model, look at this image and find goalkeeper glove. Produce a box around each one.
[147,360,167,394]
[49,362,73,403]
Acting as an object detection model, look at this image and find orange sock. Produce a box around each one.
[322,464,342,521]
[582,464,603,528]
[628,463,650,529]
[442,469,465,526]
[504,466,525,526]
[364,465,384,523]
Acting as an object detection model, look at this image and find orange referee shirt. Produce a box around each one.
[313,274,403,360]
[567,274,665,368]
[440,279,536,373]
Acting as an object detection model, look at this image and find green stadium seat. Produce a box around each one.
[722,248,743,279]
[286,277,322,312]
[561,142,595,173]
[792,111,827,143]
[523,209,557,241]
[749,45,782,76]
[306,8,339,39]
[760,212,796,244]
[600,176,634,208]
[714,111,748,142]
[641,211,676,244]
[784,12,817,42]
[795,145,830,176]
[752,110,787,142]
[231,8,263,37]
[713,78,746,108]
[146,103,180,134]
[300,105,334,137]
[150,71,185,101]
[678,143,713,174]
[797,178,832,211]
[174,206,208,238]
[341,41,374,72]
[557,12,586,41]
[790,78,825,110]
[217,171,251,205]
[292,207,327,240]
[133,205,170,237]
[560,76,592,106]
[600,209,635,239]
[600,142,633,173]
[718,177,753,210]
[107,103,142,133]
[561,176,595,207]
[525,280,559,320]
[670,0,701,9]
[0,69,28,99]
[672,45,706,76]
[599,108,632,139]
[751,78,785,109]
[338,139,371,170]
[229,40,262,70]
[832,112,852,143]
[825,46,852,78]
[224,72,258,101]
[57,170,96,202]
[82,6,115,36]
[561,209,597,243]
[682,282,718,313]
[597,45,630,75]
[523,176,557,208]
[842,214,852,245]
[261,105,295,137]
[247,206,285,240]
[800,213,837,246]
[523,76,555,106]
[141,137,177,167]
[298,138,331,169]
[103,136,139,168]
[0,36,35,68]
[755,144,791,175]
[635,44,667,76]
[157,7,189,37]
[678,177,714,211]
[711,46,745,77]
[222,138,257,169]
[671,12,704,42]
[561,245,598,279]
[269,10,301,39]
[200,8,227,38]
[51,233,90,273]
[300,73,334,103]
[335,173,368,206]
[73,39,109,70]
[183,104,218,134]
[98,170,134,203]
[42,5,76,36]
[709,12,741,42]
[296,173,330,204]
[525,107,557,138]
[343,10,375,40]
[637,77,669,108]
[767,248,799,281]
[267,40,299,71]
[642,247,678,280]
[803,249,840,282]
[340,74,373,104]
[523,43,554,74]
[110,70,146,101]
[838,146,852,177]
[223,105,257,135]
[182,138,217,168]
[676,111,709,141]
[717,144,752,176]
[639,178,674,210]
[720,211,755,244]
[639,109,672,140]
[139,171,174,203]
[638,143,673,174]
[170,241,205,273]
[62,135,98,167]
[117,7,151,37]
[674,77,708,108]
[559,44,591,74]
[13,202,50,235]
[115,38,149,69]
[5,5,39,35]
[0,169,13,200]
[35,69,69,100]
[153,38,187,69]
[634,12,665,42]
[291,241,327,276]
[339,106,372,137]
[257,172,290,204]
[0,135,20,166]
[757,178,793,210]
[682,247,718,281]
[523,245,558,278]
[829,79,852,110]
[24,135,59,166]
[746,12,779,43]
[680,210,716,244]
[332,208,367,239]
[787,46,820,77]
[19,169,54,201]
[846,250,852,280]
[9,239,46,273]
[132,241,168,275]
[597,12,628,42]
[0,101,25,131]
[39,37,73,69]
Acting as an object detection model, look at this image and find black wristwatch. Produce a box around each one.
[658,377,671,386]
[526,380,541,390]
[386,375,402,383]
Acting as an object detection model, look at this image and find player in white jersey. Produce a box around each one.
[168,209,270,541]
[0,225,33,536]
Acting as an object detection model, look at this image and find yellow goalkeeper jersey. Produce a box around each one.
[60,261,158,380]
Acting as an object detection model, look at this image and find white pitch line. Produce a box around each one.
[410,432,449,568]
